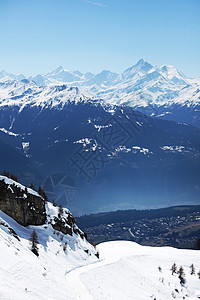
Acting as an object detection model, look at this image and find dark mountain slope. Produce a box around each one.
[0,100,199,215]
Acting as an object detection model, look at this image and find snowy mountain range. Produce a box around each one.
[0,60,200,214]
[1,59,200,108]
[1,59,200,128]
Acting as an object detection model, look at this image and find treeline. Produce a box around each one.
[76,205,200,228]
[1,170,48,203]
[2,169,18,182]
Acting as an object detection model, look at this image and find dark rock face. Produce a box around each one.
[0,179,46,226]
[51,212,85,238]
[52,217,73,236]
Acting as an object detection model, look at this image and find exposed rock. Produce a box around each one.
[0,219,20,241]
[0,176,89,243]
[51,216,73,236]
[50,212,85,238]
[0,177,46,226]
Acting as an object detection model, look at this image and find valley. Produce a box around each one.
[77,206,200,249]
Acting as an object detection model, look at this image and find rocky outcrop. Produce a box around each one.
[0,176,46,226]
[0,176,88,241]
[50,212,86,239]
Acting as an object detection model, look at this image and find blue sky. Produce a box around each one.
[0,0,199,76]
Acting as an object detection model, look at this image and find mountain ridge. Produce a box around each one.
[1,59,200,128]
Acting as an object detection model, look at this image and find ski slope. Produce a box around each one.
[1,207,200,300]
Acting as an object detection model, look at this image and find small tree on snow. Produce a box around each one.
[158,266,162,273]
[171,263,177,275]
[197,270,200,279]
[3,169,10,177]
[38,186,48,203]
[190,264,195,275]
[58,204,63,218]
[178,266,185,285]
[10,173,18,182]
[30,183,35,190]
[30,230,39,256]
[53,200,57,207]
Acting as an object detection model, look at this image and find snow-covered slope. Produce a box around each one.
[0,201,98,299]
[0,178,200,300]
[81,241,200,300]
[1,223,200,300]
[0,175,100,298]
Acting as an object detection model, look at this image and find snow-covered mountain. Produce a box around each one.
[2,59,200,127]
[0,70,26,81]
[0,62,200,214]
[0,79,96,110]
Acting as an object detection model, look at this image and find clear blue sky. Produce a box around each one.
[0,0,199,77]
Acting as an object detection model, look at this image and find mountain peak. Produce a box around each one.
[53,66,64,74]
[135,59,153,70]
[122,59,153,78]
[136,58,145,65]
[161,64,186,79]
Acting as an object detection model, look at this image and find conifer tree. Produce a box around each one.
[190,264,195,275]
[58,204,64,218]
[30,230,39,256]
[171,263,177,275]
[178,266,185,285]
[10,173,18,182]
[197,270,200,279]
[30,183,35,190]
[38,186,43,196]
[3,170,10,177]
[38,186,48,203]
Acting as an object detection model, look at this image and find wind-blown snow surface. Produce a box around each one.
[1,209,200,300]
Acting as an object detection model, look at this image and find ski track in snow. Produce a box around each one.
[65,257,117,299]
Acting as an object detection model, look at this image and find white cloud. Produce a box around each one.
[84,0,107,7]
